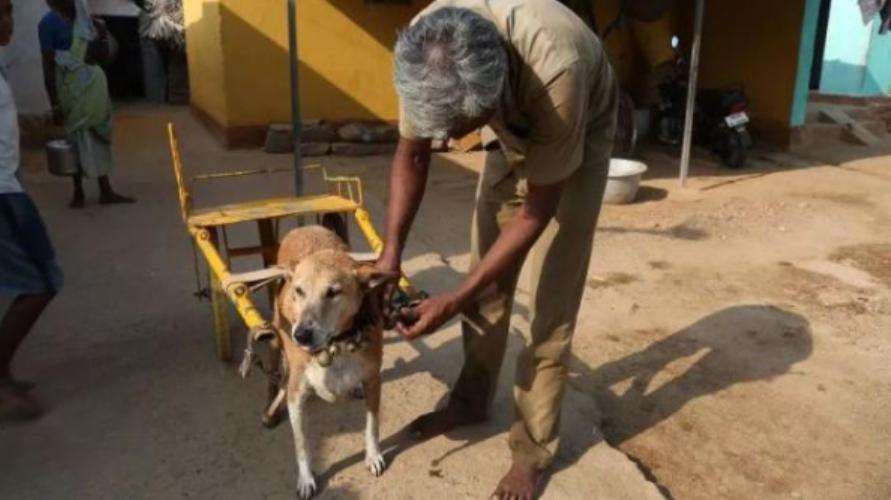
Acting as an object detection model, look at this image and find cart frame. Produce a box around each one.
[168,123,414,361]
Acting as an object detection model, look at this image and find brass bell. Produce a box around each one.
[329,343,341,356]
[346,341,358,352]
[316,350,332,367]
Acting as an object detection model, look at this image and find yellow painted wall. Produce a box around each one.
[677,0,807,140]
[590,0,651,93]
[186,0,425,130]
[185,0,806,143]
[185,0,670,133]
[183,0,228,125]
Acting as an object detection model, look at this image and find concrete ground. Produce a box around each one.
[1,104,889,500]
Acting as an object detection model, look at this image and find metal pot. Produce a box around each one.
[45,140,79,177]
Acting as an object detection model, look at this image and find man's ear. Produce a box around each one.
[354,265,399,290]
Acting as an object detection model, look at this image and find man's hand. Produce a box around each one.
[397,293,462,340]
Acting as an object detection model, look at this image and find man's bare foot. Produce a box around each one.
[408,405,486,441]
[69,196,85,209]
[0,382,42,420]
[99,193,136,205]
[491,463,540,500]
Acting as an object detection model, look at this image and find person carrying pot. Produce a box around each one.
[40,0,134,208]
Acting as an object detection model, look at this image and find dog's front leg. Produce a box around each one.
[363,374,386,477]
[288,385,316,499]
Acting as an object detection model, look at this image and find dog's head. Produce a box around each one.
[280,250,394,353]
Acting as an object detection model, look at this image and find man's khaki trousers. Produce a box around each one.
[448,125,613,471]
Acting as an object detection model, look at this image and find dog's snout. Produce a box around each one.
[292,321,319,347]
[294,328,312,346]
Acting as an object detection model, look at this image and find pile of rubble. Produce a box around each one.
[265,120,397,157]
[264,121,479,157]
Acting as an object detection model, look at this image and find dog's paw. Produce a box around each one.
[365,452,387,477]
[261,412,282,429]
[296,475,317,499]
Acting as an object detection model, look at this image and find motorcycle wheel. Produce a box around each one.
[720,130,747,169]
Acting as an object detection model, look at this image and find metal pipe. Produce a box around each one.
[191,228,271,335]
[288,0,304,197]
[192,166,293,181]
[679,0,705,187]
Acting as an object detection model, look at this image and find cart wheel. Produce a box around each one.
[209,270,232,361]
[322,213,350,245]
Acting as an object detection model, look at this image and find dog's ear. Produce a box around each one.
[270,264,294,290]
[354,265,399,291]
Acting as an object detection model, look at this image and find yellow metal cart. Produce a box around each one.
[167,124,415,361]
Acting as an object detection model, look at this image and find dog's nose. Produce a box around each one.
[292,322,317,347]
[293,328,313,346]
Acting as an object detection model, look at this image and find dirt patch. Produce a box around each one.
[588,272,638,290]
[830,244,891,286]
[648,261,672,270]
[667,198,812,241]
[796,191,876,209]
[777,265,879,316]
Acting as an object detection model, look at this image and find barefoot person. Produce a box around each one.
[39,0,134,208]
[0,0,63,418]
[376,1,617,498]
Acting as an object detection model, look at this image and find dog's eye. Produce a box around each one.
[325,287,342,299]
[294,286,305,298]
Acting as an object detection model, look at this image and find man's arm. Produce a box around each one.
[453,180,562,304]
[378,136,433,269]
[398,179,563,339]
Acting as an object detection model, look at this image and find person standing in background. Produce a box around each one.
[0,0,63,419]
[39,0,134,208]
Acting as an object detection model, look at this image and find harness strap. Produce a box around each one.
[222,267,289,295]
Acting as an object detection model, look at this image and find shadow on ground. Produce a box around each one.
[321,304,813,498]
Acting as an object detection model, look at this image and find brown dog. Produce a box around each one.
[269,226,394,499]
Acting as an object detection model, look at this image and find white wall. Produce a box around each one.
[89,0,140,17]
[0,1,51,114]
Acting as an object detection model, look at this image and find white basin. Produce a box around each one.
[603,159,648,205]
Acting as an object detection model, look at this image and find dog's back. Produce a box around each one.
[277,225,348,267]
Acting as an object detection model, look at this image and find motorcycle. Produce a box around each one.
[657,77,753,169]
[696,86,754,169]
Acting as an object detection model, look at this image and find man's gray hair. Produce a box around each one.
[394,7,507,139]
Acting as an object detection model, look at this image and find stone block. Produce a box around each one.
[265,121,337,153]
[300,142,331,157]
[338,122,399,143]
[331,142,397,157]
